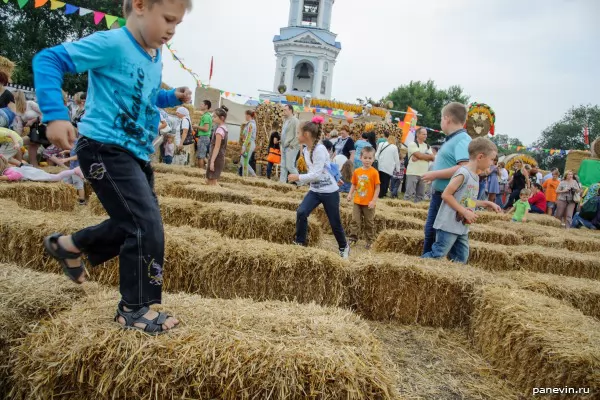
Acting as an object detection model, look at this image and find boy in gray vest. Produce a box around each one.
[422,138,501,263]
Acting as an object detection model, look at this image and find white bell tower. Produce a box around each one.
[272,0,341,100]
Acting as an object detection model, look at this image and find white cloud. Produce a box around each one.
[162,0,599,145]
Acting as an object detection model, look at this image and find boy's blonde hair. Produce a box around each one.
[123,0,192,17]
[442,102,468,125]
[468,137,497,158]
[520,188,531,197]
[524,164,531,171]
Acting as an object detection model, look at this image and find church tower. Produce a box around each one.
[272,0,341,100]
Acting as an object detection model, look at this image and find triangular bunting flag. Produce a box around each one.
[93,11,105,25]
[105,14,118,28]
[34,0,48,7]
[17,0,29,8]
[118,17,126,27]
[79,7,92,16]
[50,0,65,10]
[64,3,78,14]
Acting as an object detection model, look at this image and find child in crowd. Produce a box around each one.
[421,103,472,255]
[347,146,380,249]
[339,159,353,193]
[288,117,350,258]
[163,134,175,164]
[266,131,281,180]
[0,153,83,182]
[528,183,546,214]
[542,169,560,216]
[34,0,193,333]
[206,106,229,185]
[422,138,500,263]
[507,189,531,222]
[323,139,343,185]
[59,137,87,205]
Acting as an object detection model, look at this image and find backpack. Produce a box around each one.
[580,196,599,220]
[181,118,195,145]
[404,141,430,168]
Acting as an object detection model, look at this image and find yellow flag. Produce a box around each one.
[105,14,118,29]
[50,0,65,9]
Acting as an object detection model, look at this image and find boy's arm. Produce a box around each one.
[475,200,502,213]
[347,184,356,201]
[34,31,117,123]
[422,163,467,183]
[155,89,180,109]
[441,174,477,224]
[369,184,380,208]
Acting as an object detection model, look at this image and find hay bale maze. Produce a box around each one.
[2,163,600,399]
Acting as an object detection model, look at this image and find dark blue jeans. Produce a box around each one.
[422,229,469,263]
[571,213,597,229]
[423,191,443,255]
[390,177,402,198]
[296,190,347,249]
[71,137,164,308]
[530,205,545,214]
[266,162,275,179]
[163,155,173,164]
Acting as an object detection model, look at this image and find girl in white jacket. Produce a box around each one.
[288,117,350,259]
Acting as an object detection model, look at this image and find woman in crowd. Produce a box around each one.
[0,72,14,109]
[334,124,355,160]
[555,170,582,228]
[176,106,194,165]
[266,131,281,180]
[375,131,400,198]
[486,159,501,205]
[70,92,86,126]
[528,183,547,214]
[504,160,530,209]
[497,161,509,207]
[240,110,257,177]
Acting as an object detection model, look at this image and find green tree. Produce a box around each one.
[491,134,524,156]
[533,105,600,171]
[383,80,470,143]
[0,0,122,94]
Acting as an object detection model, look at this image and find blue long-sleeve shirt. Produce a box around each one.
[33,27,181,161]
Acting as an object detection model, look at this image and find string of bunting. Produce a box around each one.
[2,0,126,29]
[164,42,203,88]
[499,143,578,156]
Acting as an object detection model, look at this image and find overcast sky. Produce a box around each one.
[162,0,599,145]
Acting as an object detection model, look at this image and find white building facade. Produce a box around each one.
[272,0,341,100]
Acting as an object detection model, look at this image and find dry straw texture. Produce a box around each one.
[10,289,399,400]
[348,253,511,328]
[565,149,592,173]
[0,182,76,211]
[153,163,298,193]
[0,264,98,395]
[500,270,600,320]
[0,200,347,307]
[90,196,322,246]
[384,199,430,209]
[162,182,253,204]
[470,287,600,398]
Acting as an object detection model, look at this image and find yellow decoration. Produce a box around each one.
[505,154,538,172]
[284,96,387,118]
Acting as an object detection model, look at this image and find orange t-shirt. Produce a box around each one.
[352,166,381,205]
[543,178,560,202]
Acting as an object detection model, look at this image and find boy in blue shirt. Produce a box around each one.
[421,102,471,255]
[34,0,193,334]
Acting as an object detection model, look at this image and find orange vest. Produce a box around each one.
[267,147,281,164]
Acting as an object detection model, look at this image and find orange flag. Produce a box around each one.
[35,0,48,7]
[401,107,418,144]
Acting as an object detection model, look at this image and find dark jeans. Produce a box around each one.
[530,205,545,214]
[390,177,402,198]
[379,171,391,199]
[71,137,164,308]
[423,191,443,255]
[504,188,523,210]
[163,155,173,164]
[296,190,347,249]
[266,162,275,179]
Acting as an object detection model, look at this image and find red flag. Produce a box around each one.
[584,126,589,145]
[209,56,214,83]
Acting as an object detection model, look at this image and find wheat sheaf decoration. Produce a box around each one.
[466,102,496,138]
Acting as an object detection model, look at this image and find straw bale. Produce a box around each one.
[348,253,511,328]
[153,163,298,193]
[383,199,430,209]
[91,196,322,246]
[10,289,399,400]
[511,245,600,280]
[500,270,600,320]
[525,212,563,227]
[0,181,76,211]
[0,263,98,394]
[325,208,425,238]
[565,149,592,173]
[592,138,600,158]
[470,287,600,397]
[162,182,253,204]
[0,201,346,307]
[254,195,303,212]
[372,229,424,256]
